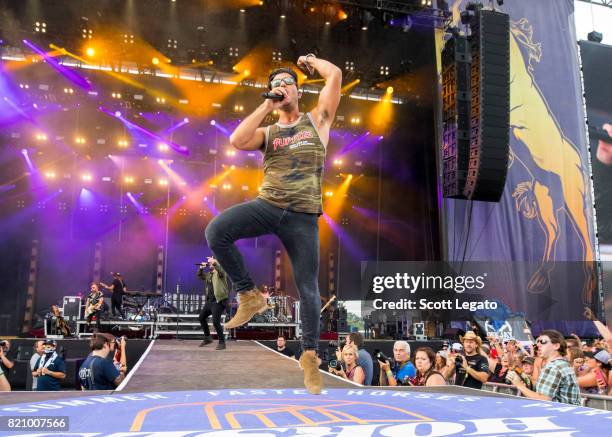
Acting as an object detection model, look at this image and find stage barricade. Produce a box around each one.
[484,382,612,412]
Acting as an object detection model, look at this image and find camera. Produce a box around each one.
[375,351,394,367]
[454,354,464,369]
[328,359,344,371]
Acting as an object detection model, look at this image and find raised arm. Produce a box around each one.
[297,55,342,138]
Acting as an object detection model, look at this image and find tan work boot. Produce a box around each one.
[223,289,268,329]
[299,350,323,395]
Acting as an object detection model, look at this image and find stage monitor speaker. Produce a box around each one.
[62,296,81,320]
[464,8,510,202]
[441,34,471,199]
[337,319,349,332]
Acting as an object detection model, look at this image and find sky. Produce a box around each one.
[575,1,612,44]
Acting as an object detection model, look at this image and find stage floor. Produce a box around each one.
[0,340,608,435]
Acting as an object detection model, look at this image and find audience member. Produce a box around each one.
[30,340,44,390]
[275,335,296,358]
[346,332,373,386]
[412,347,446,386]
[32,340,66,391]
[509,329,581,405]
[329,344,365,384]
[379,341,416,386]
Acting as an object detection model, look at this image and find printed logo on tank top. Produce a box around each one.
[272,130,314,151]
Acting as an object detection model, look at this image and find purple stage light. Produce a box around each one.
[115,111,122,118]
[184,117,189,123]
[22,39,92,91]
[21,148,27,155]
[210,120,216,126]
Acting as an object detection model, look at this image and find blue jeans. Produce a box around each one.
[205,198,321,351]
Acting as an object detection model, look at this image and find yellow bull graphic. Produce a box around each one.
[450,3,596,303]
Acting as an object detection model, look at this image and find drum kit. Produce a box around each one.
[253,293,295,323]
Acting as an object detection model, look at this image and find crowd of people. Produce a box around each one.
[0,333,128,392]
[316,309,612,406]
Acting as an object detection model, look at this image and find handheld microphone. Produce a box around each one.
[262,92,284,101]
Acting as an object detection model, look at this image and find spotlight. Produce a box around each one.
[44,171,56,179]
[117,139,129,148]
[81,173,92,182]
[152,57,160,65]
[159,179,168,186]
[243,69,250,77]
[114,111,122,118]
[124,176,134,184]
[222,183,232,190]
[226,150,236,157]
[280,15,286,19]
[64,88,74,94]
[111,92,122,99]
[86,47,95,57]
[75,137,86,145]
[240,8,245,13]
[183,117,189,123]
[35,133,47,141]
[325,191,334,197]
[156,97,166,104]
[21,148,28,155]
[386,86,394,94]
[210,120,216,126]
[333,159,343,166]
[158,143,170,152]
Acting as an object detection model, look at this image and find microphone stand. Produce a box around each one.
[175,282,181,341]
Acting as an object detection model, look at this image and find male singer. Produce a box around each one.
[197,256,229,350]
[205,54,341,394]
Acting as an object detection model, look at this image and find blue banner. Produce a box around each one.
[443,1,597,317]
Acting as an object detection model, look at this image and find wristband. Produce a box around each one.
[386,370,393,377]
[304,54,316,74]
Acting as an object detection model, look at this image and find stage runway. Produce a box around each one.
[0,340,609,435]
[121,339,355,392]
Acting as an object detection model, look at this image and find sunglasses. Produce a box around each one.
[270,77,296,88]
[536,339,550,345]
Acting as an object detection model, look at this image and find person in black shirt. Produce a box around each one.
[445,331,490,389]
[276,335,295,358]
[103,273,126,319]
[0,340,14,391]
[79,333,127,390]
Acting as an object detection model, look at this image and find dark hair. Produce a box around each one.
[539,329,567,356]
[90,333,114,351]
[268,68,298,89]
[568,346,584,362]
[277,335,286,341]
[415,347,436,373]
[348,332,364,348]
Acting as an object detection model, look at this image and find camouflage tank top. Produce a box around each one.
[258,112,326,214]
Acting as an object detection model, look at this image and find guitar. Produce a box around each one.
[320,295,337,315]
[51,305,71,336]
[84,293,104,318]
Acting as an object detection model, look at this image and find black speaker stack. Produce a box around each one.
[441,5,510,202]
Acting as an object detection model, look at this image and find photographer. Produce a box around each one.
[197,256,229,350]
[0,340,15,376]
[79,333,127,390]
[346,332,373,386]
[378,341,416,386]
[446,331,490,390]
[329,344,365,384]
[32,340,66,391]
